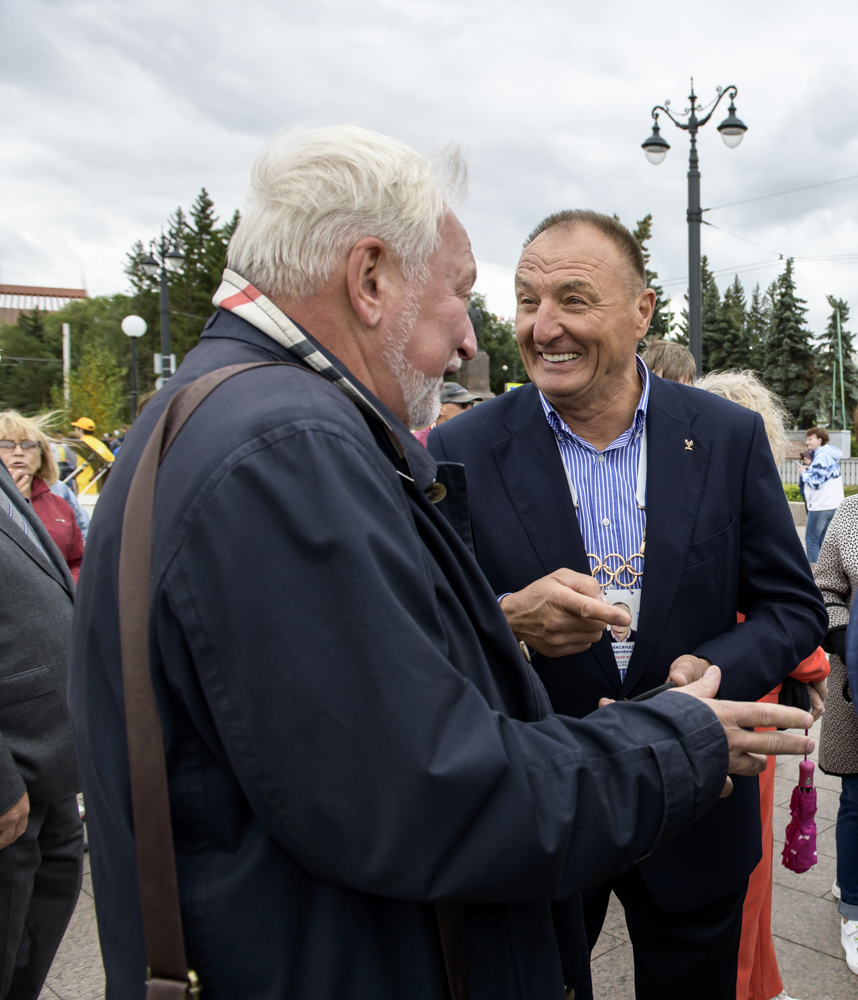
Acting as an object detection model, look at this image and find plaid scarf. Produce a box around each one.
[212,269,392,432]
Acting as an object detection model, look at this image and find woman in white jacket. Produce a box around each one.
[801,425,844,564]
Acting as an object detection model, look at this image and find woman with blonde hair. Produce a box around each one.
[698,371,829,1000]
[0,410,84,582]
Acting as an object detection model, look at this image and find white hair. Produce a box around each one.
[227,125,467,300]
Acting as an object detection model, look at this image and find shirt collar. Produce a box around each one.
[539,354,650,452]
[211,268,439,490]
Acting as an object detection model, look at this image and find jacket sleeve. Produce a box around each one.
[789,647,830,684]
[163,420,728,903]
[693,412,828,701]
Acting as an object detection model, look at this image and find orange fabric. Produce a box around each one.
[736,750,781,1000]
[734,620,830,999]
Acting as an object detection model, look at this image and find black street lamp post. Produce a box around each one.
[641,80,747,374]
[121,315,147,419]
[141,234,185,382]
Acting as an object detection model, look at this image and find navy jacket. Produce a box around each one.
[429,379,828,911]
[70,310,732,1000]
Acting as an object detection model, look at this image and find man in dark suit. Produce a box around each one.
[0,460,82,999]
[429,209,827,999]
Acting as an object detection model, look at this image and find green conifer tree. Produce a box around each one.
[125,190,239,368]
[805,298,858,429]
[700,257,721,372]
[708,275,752,371]
[0,310,63,412]
[631,215,671,338]
[743,284,768,372]
[760,259,814,426]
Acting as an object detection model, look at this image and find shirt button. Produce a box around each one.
[602,517,610,526]
[598,454,606,463]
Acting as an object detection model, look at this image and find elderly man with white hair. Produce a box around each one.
[68,126,816,1000]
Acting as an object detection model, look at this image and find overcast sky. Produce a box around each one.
[3,0,858,333]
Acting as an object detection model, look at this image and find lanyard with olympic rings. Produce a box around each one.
[562,425,647,593]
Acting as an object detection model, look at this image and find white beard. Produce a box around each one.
[382,294,457,429]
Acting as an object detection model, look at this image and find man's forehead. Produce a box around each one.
[440,212,477,280]
[516,226,621,283]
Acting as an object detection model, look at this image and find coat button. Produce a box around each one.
[424,481,447,503]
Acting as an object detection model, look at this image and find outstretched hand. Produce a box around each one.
[672,666,814,797]
[499,569,629,657]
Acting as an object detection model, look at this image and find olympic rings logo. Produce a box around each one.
[587,552,644,591]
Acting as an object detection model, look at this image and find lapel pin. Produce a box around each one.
[684,439,693,451]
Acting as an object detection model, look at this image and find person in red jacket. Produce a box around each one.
[698,372,829,1000]
[0,411,84,583]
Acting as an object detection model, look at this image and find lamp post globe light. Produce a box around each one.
[121,315,147,420]
[642,80,747,374]
[141,234,185,384]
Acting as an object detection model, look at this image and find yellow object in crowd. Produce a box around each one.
[71,417,115,495]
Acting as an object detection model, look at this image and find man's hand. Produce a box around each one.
[809,678,827,722]
[9,468,33,496]
[668,654,712,688]
[0,792,29,849]
[499,570,630,657]
[672,666,814,797]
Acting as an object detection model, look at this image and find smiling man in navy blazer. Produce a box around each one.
[428,209,827,1000]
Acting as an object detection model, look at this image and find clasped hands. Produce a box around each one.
[499,569,817,797]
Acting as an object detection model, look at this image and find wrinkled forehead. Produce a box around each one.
[516,226,628,291]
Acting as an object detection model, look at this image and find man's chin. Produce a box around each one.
[411,382,442,429]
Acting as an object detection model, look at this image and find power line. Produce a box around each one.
[701,220,784,257]
[704,172,858,212]
[659,253,858,288]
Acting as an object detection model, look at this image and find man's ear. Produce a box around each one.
[346,237,392,328]
[635,288,657,340]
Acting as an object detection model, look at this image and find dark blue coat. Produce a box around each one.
[428,379,828,911]
[70,310,731,1000]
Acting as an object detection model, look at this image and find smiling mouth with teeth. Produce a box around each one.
[542,352,582,363]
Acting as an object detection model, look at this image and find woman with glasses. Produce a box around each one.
[0,411,84,582]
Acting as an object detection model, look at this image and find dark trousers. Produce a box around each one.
[584,866,748,1000]
[0,795,83,1000]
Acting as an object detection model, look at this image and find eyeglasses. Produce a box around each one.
[0,440,40,451]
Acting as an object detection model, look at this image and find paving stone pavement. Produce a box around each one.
[591,717,857,999]
[37,719,853,999]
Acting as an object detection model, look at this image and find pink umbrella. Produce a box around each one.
[781,742,818,874]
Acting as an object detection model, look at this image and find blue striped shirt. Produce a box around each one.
[539,356,650,606]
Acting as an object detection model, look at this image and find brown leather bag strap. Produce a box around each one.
[119,363,296,996]
[119,360,468,999]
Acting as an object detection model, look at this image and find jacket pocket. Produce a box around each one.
[684,518,736,569]
[0,665,53,706]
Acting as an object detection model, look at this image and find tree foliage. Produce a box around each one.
[759,259,815,426]
[125,188,239,365]
[0,310,63,412]
[630,214,672,338]
[468,293,527,396]
[52,338,127,435]
[805,297,858,429]
[708,275,754,372]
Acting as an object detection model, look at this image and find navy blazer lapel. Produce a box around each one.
[0,469,75,595]
[491,386,620,688]
[620,379,712,696]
